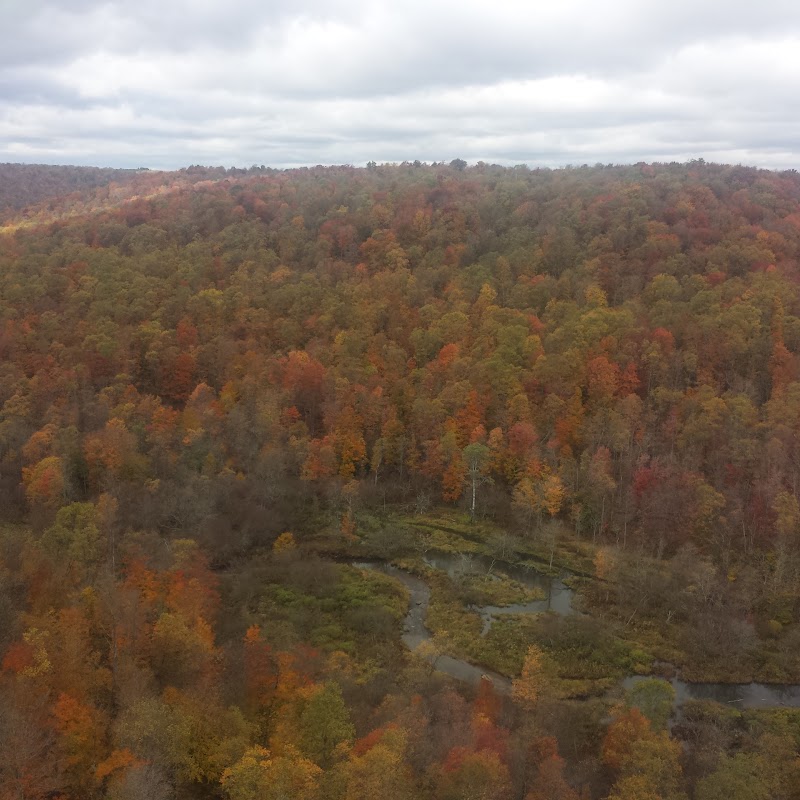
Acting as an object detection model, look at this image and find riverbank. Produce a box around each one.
[350,555,800,711]
[309,507,800,690]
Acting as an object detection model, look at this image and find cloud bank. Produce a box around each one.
[2,0,799,168]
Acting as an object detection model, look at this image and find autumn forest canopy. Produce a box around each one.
[2,160,800,799]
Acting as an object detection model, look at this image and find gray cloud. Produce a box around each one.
[1,0,800,168]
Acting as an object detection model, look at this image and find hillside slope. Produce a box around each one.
[1,161,800,799]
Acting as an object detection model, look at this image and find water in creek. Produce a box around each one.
[421,551,574,634]
[351,560,512,691]
[351,557,800,709]
[623,675,800,709]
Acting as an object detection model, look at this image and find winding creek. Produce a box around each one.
[351,560,513,692]
[352,553,800,710]
[421,552,574,633]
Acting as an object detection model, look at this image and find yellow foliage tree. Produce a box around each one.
[541,475,566,517]
[512,645,546,709]
[221,745,321,800]
[22,455,65,508]
[512,471,566,531]
[273,532,297,554]
[342,728,414,800]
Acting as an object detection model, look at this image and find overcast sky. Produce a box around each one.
[2,0,800,169]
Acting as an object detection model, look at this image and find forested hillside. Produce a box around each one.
[0,164,152,218]
[1,161,800,799]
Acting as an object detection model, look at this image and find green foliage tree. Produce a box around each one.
[299,682,355,768]
[626,678,676,730]
[694,753,773,800]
